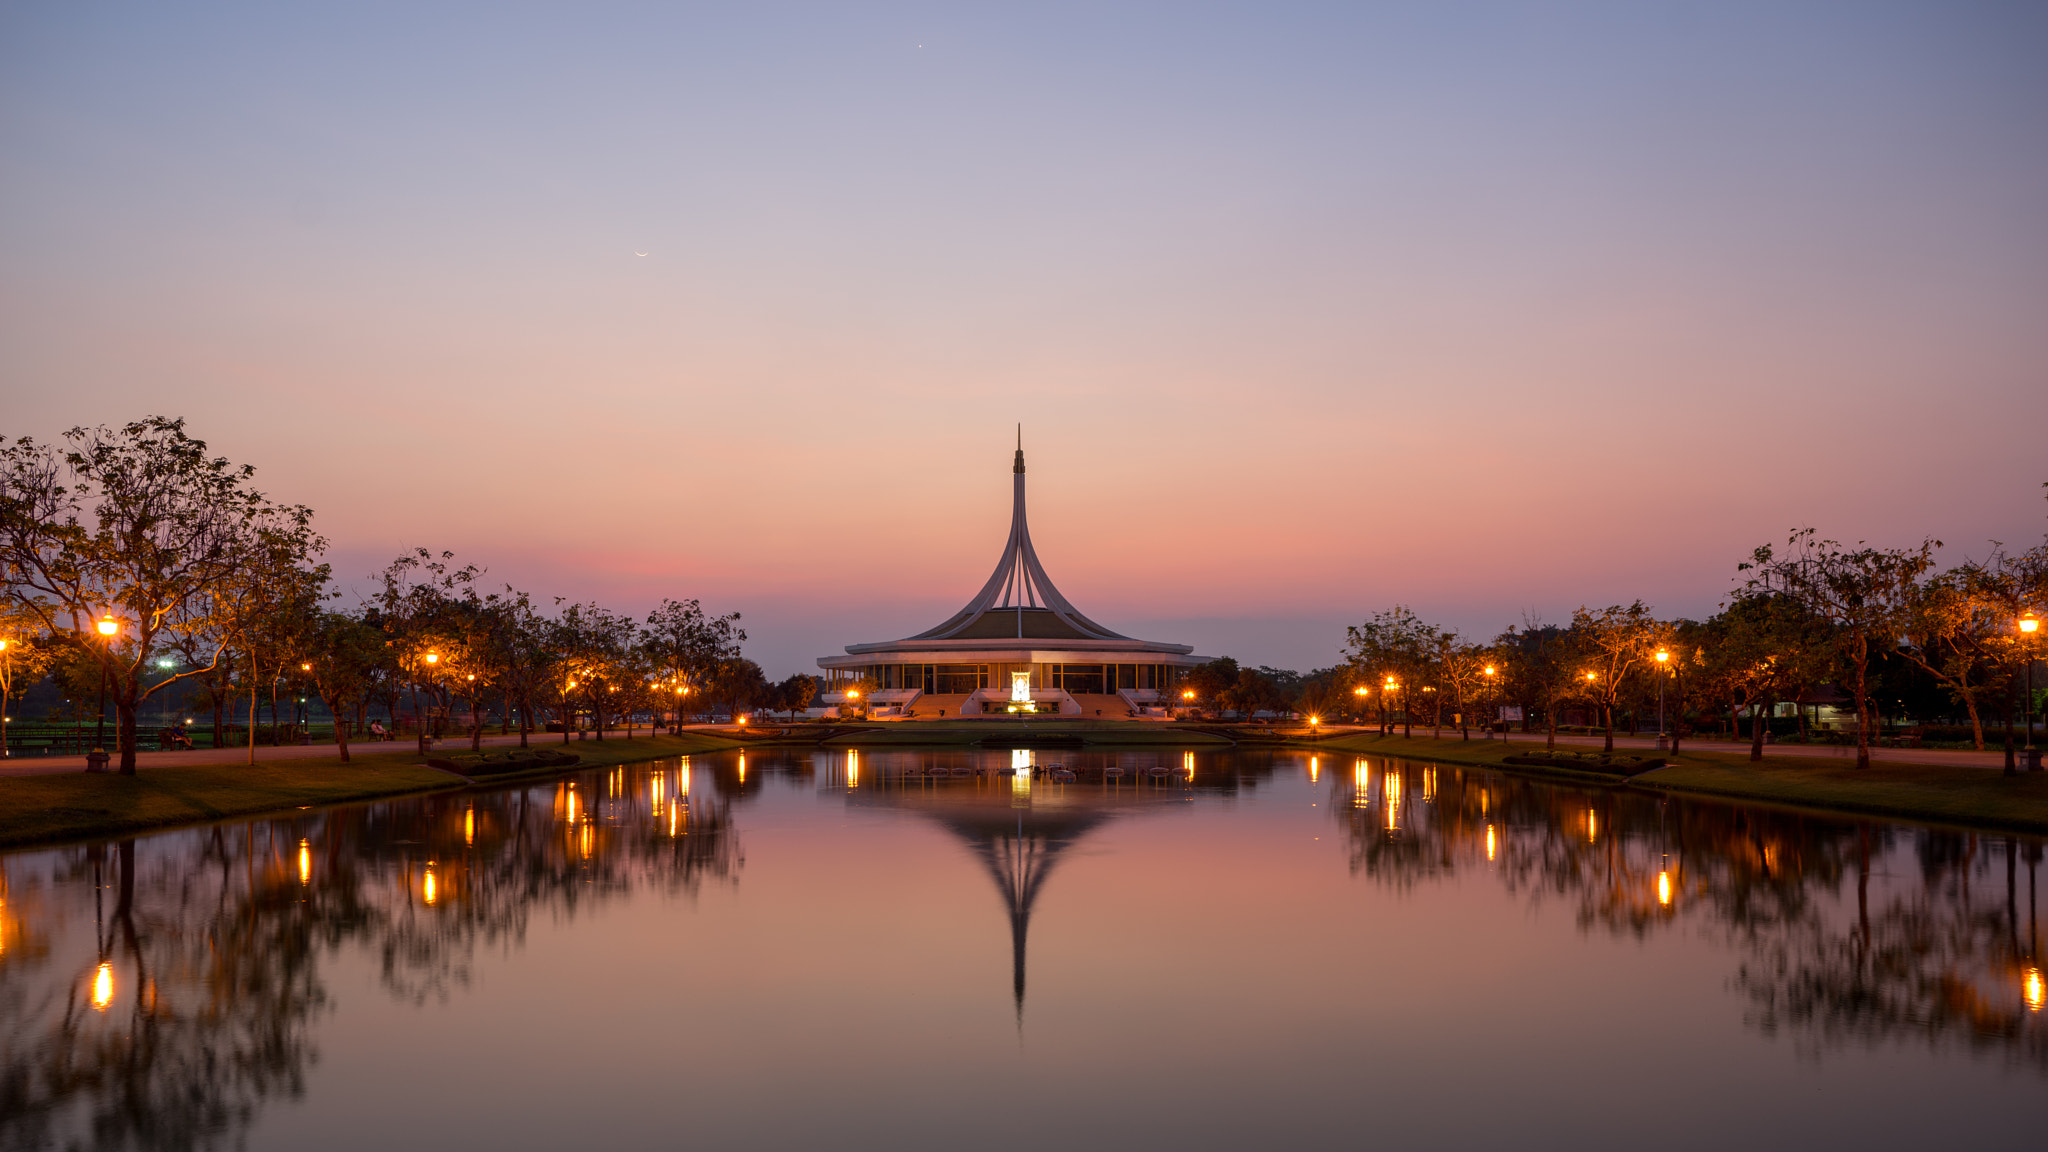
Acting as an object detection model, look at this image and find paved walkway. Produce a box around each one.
[0,731,606,777]
[5,726,2032,777]
[1482,730,2026,770]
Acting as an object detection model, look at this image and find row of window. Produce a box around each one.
[828,663,1177,695]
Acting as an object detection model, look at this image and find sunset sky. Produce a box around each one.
[4,2,2044,676]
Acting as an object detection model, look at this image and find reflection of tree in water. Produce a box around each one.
[0,758,737,1151]
[1330,754,2048,1070]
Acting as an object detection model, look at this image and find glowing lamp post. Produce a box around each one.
[1482,666,1497,740]
[1655,649,1670,750]
[0,637,14,759]
[415,652,441,752]
[2022,615,2040,768]
[89,614,121,767]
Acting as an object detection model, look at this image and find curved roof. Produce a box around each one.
[907,441,1131,643]
[832,436,1194,659]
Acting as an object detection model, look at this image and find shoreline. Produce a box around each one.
[0,733,743,851]
[1289,730,2048,835]
[7,722,2046,850]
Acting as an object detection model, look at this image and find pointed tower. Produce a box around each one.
[818,432,1207,715]
[907,429,1132,643]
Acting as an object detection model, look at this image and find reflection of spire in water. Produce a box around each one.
[843,774,1170,1026]
[957,811,1063,1024]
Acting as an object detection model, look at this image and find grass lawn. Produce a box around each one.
[1298,730,2048,832]
[0,732,743,849]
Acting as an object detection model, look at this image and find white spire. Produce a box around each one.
[907,433,1130,642]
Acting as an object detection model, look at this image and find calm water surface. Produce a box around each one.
[2,747,2043,1150]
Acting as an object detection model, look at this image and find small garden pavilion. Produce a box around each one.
[818,439,1208,718]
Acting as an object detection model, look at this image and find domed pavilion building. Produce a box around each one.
[818,441,1208,718]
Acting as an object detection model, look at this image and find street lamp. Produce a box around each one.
[0,637,14,759]
[1655,649,1670,750]
[416,652,443,752]
[1482,666,1498,740]
[2022,615,2040,767]
[92,614,119,763]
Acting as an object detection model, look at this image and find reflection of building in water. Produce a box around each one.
[817,438,1210,718]
[838,752,1185,1020]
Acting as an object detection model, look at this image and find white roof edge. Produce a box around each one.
[819,649,1212,668]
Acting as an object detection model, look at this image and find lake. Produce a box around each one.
[2,746,2042,1150]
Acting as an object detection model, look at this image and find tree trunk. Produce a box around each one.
[247,662,260,766]
[115,686,139,775]
[1850,644,1872,770]
[1602,700,1615,753]
[332,696,352,764]
[1750,698,1769,762]
[410,683,427,754]
[2005,673,2018,776]
[210,667,228,749]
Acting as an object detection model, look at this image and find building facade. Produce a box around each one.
[817,441,1209,718]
